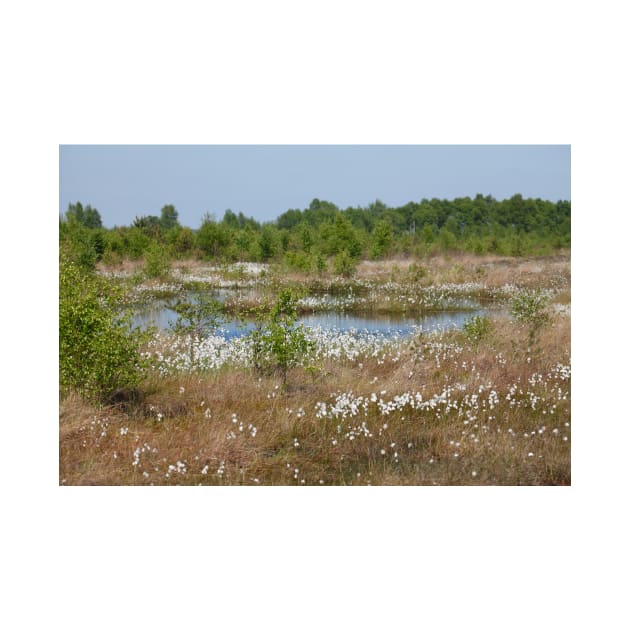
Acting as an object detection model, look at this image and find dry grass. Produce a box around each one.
[357,252,570,289]
[60,310,570,486]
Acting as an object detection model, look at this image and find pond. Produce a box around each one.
[131,290,495,338]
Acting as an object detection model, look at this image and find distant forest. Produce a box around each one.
[60,194,571,270]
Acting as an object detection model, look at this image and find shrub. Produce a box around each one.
[284,251,313,273]
[462,315,491,344]
[315,252,327,275]
[169,293,224,368]
[247,289,314,388]
[60,221,99,271]
[333,251,357,278]
[144,243,171,278]
[510,288,550,348]
[407,262,427,282]
[59,257,149,401]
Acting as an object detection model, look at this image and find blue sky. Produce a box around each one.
[59,145,570,228]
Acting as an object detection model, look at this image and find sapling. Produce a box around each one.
[247,289,314,388]
[169,293,224,368]
[462,315,491,345]
[510,289,550,351]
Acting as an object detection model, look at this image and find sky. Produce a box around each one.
[59,145,570,229]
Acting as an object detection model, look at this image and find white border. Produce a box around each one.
[4,1,628,629]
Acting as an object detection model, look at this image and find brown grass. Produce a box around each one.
[60,309,570,486]
[356,252,570,290]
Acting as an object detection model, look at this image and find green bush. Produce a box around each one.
[284,251,313,273]
[59,257,149,401]
[168,294,224,368]
[510,288,550,347]
[315,253,327,275]
[333,251,357,278]
[247,289,314,388]
[144,243,171,278]
[462,315,491,344]
[60,221,99,271]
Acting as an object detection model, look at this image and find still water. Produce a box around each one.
[132,293,490,338]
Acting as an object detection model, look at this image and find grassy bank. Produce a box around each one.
[102,251,571,317]
[60,295,570,485]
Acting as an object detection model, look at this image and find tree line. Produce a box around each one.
[59,194,571,271]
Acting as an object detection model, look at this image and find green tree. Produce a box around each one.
[133,214,162,239]
[60,219,99,271]
[248,290,314,388]
[315,252,327,275]
[421,223,436,244]
[197,214,230,258]
[438,226,457,252]
[510,289,551,349]
[333,250,357,278]
[299,224,314,254]
[59,256,149,401]
[160,204,180,231]
[66,202,103,229]
[144,242,171,278]
[222,209,239,228]
[125,226,152,258]
[169,294,224,368]
[320,214,362,258]
[174,226,196,257]
[370,219,393,259]
[258,225,279,261]
[234,226,255,261]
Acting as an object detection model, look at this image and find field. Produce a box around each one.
[59,253,570,485]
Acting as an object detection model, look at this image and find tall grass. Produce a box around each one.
[60,312,570,486]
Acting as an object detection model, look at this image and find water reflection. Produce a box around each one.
[132,299,491,338]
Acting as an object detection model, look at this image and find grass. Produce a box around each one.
[60,280,570,486]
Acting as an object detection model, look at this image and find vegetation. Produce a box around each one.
[59,194,571,274]
[168,294,224,368]
[510,288,551,349]
[246,289,314,388]
[59,196,570,485]
[59,255,149,402]
[462,315,492,345]
[60,295,571,486]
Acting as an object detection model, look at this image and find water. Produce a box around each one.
[131,292,492,338]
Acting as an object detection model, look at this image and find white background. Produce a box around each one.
[2,1,628,628]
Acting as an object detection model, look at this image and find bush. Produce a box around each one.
[510,288,550,348]
[247,289,314,388]
[168,294,224,368]
[315,253,327,275]
[144,243,171,278]
[59,257,149,401]
[333,251,357,278]
[407,262,427,282]
[60,221,99,271]
[462,315,491,344]
[284,251,313,273]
